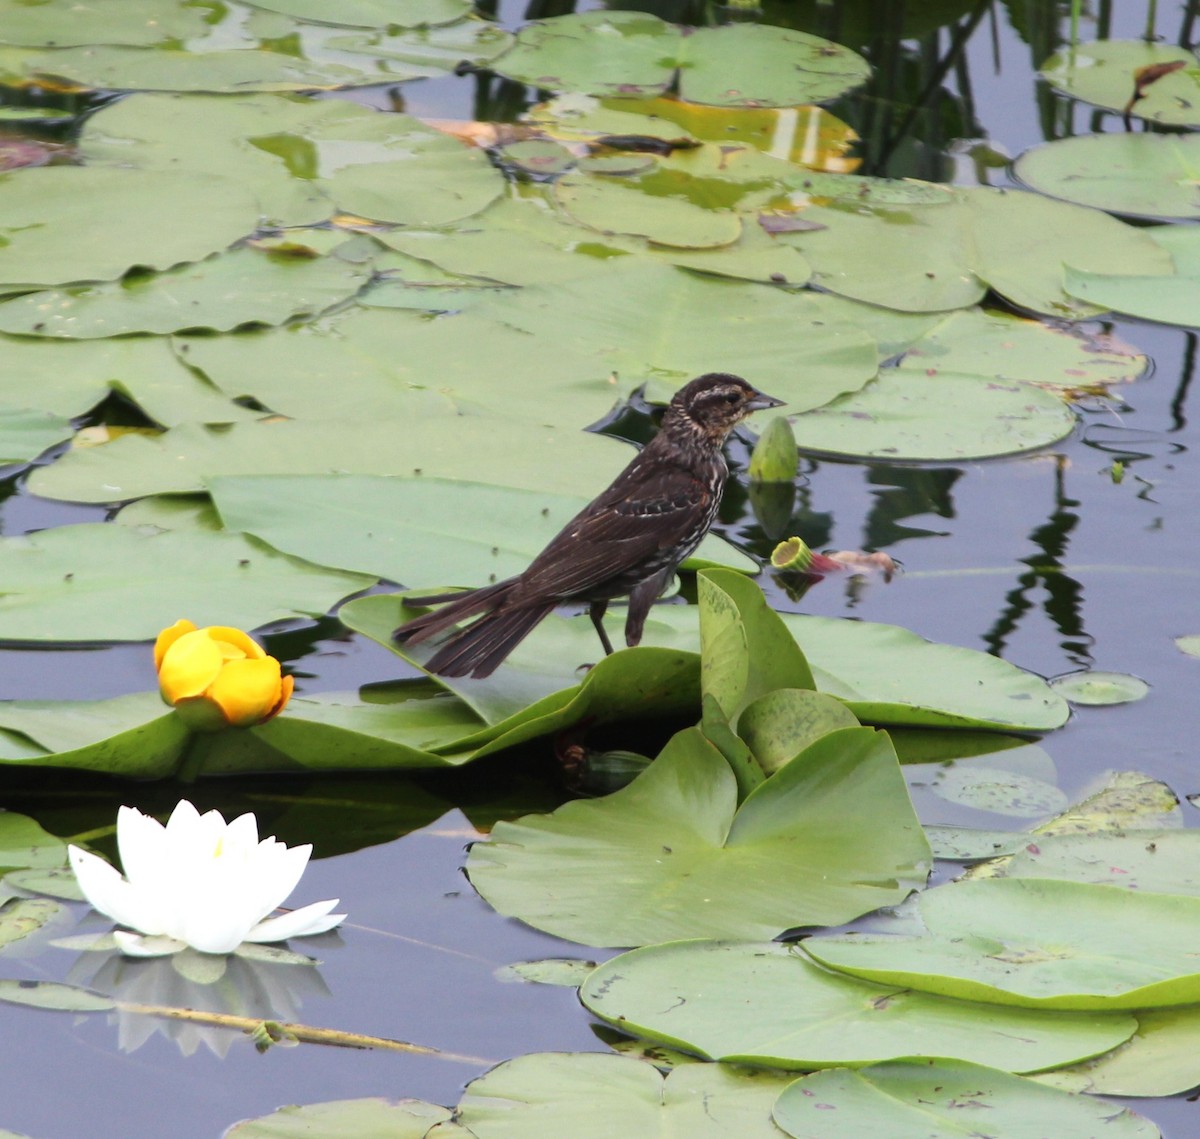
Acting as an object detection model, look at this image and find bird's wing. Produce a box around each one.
[519,457,717,598]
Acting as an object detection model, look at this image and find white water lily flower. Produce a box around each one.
[68,800,345,957]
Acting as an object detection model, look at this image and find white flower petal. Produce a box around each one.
[115,805,168,889]
[69,845,167,936]
[222,811,260,855]
[245,899,345,944]
[248,842,312,919]
[113,931,188,958]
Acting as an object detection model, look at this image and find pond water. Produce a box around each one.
[1,1,1199,1136]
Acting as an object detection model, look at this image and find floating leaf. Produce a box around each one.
[1037,1007,1200,1098]
[0,407,72,464]
[492,13,868,108]
[467,723,929,946]
[1015,133,1200,220]
[788,370,1078,461]
[1175,633,1200,658]
[1004,829,1200,896]
[457,1052,792,1139]
[0,525,374,641]
[897,307,1148,389]
[580,940,1137,1073]
[738,689,859,775]
[224,1096,452,1138]
[960,185,1173,318]
[0,0,208,47]
[495,958,597,986]
[930,763,1069,818]
[0,243,371,338]
[0,167,259,288]
[924,826,1033,861]
[0,978,113,1012]
[1049,670,1149,706]
[774,1058,1158,1139]
[0,898,62,950]
[806,877,1200,1010]
[209,474,754,588]
[0,812,65,871]
[1041,41,1200,126]
[243,0,470,28]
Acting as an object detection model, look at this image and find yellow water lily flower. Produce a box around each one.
[155,620,293,731]
[69,800,344,957]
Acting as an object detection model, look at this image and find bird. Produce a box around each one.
[393,373,785,678]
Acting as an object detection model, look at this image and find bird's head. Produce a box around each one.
[670,373,785,438]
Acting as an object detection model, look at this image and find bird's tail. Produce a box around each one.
[393,580,515,647]
[423,601,558,679]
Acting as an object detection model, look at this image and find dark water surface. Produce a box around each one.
[3,2,1200,1136]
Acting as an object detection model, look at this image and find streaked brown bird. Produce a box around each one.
[394,373,785,678]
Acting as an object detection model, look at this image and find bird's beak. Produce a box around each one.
[746,390,786,413]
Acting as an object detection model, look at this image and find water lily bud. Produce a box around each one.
[155,620,293,731]
[771,536,814,573]
[748,416,798,484]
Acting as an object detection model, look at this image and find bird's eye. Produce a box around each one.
[722,391,741,404]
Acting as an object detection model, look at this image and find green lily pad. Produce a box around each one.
[580,940,1137,1073]
[1037,1007,1200,1098]
[929,763,1069,818]
[1015,132,1200,220]
[1049,670,1149,706]
[226,1098,453,1138]
[476,262,878,415]
[0,167,259,288]
[1176,633,1200,657]
[0,812,65,871]
[0,407,72,464]
[924,826,1033,861]
[0,978,112,1012]
[806,876,1200,1010]
[897,307,1148,389]
[0,0,208,47]
[0,898,63,950]
[27,416,642,503]
[209,474,754,588]
[1064,266,1200,328]
[492,12,868,108]
[0,524,374,641]
[467,723,929,946]
[555,168,742,249]
[456,1052,792,1139]
[781,196,985,313]
[737,689,859,775]
[774,1058,1158,1139]
[244,0,470,28]
[3,866,83,901]
[698,569,815,723]
[1041,40,1200,126]
[959,185,1173,318]
[0,242,371,338]
[788,369,1078,461]
[0,334,255,426]
[346,591,1069,735]
[1004,829,1200,895]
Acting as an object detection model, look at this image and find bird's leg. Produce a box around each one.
[624,569,672,647]
[588,600,615,656]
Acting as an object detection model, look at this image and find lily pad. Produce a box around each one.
[1049,670,1149,706]
[0,167,259,288]
[788,369,1078,461]
[0,898,63,950]
[897,307,1148,389]
[0,243,371,338]
[1015,133,1200,220]
[0,812,65,872]
[1004,829,1200,895]
[580,940,1137,1073]
[959,185,1173,318]
[467,723,929,946]
[456,1052,792,1139]
[805,876,1200,1010]
[737,689,859,775]
[774,1058,1158,1139]
[492,13,868,108]
[0,407,72,464]
[0,524,374,641]
[222,1097,454,1138]
[930,763,1069,818]
[209,474,754,588]
[0,0,208,47]
[1037,1007,1200,1098]
[0,334,255,426]
[0,978,112,1012]
[1041,41,1200,126]
[243,0,470,28]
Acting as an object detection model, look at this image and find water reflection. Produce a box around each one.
[64,943,334,1058]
